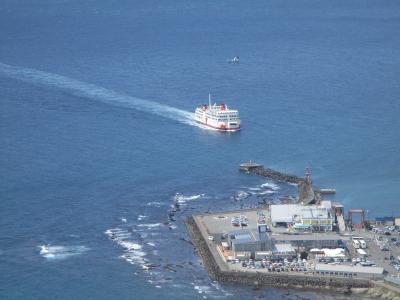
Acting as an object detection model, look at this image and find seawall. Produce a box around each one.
[185,216,371,292]
[250,166,304,185]
[239,163,317,204]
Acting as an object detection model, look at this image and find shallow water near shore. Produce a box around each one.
[1,0,399,299]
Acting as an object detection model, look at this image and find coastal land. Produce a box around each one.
[185,163,400,299]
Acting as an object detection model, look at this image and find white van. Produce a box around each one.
[353,240,360,249]
[357,248,367,256]
[359,240,367,249]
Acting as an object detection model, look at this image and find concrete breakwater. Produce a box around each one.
[239,162,318,204]
[185,216,222,279]
[239,162,303,184]
[185,216,371,292]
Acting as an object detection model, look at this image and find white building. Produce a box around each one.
[314,264,384,280]
[270,201,334,231]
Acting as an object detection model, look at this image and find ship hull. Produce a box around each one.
[195,120,241,132]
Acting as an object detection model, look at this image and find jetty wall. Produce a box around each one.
[185,216,371,291]
[251,166,304,185]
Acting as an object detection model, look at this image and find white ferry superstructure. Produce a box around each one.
[194,94,241,131]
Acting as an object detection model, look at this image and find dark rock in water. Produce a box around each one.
[172,202,181,211]
[164,264,177,272]
[179,237,190,243]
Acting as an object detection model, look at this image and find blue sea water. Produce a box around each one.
[1,0,399,299]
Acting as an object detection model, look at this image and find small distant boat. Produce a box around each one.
[228,56,240,63]
[194,94,241,132]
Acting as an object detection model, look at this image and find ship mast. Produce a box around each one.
[208,93,212,109]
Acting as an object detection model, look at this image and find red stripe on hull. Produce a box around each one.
[196,120,241,132]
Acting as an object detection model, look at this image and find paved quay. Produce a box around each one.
[186,212,371,291]
[185,205,400,299]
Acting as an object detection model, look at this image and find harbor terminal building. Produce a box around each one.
[270,201,334,231]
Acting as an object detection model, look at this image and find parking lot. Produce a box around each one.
[346,226,400,275]
[228,256,315,275]
[196,209,400,278]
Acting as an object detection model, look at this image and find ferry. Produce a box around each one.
[194,94,241,131]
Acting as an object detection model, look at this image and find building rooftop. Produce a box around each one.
[273,243,295,253]
[320,200,332,209]
[375,216,394,222]
[271,203,333,224]
[315,264,384,274]
[270,204,301,223]
[301,206,330,219]
[272,233,342,241]
[229,230,255,244]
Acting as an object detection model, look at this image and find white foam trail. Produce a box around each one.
[0,62,196,126]
[39,244,89,260]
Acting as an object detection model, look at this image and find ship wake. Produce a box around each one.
[0,62,197,126]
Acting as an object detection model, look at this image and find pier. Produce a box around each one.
[239,162,339,204]
[317,188,337,195]
[240,162,319,204]
[239,162,303,184]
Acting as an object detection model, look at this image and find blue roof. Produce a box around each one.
[375,216,394,222]
[230,230,256,244]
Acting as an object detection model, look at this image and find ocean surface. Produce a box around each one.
[1,0,399,299]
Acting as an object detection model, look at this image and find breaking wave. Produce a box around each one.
[39,244,89,260]
[146,201,164,207]
[173,193,205,204]
[234,190,251,201]
[0,62,196,126]
[136,223,162,228]
[260,182,280,191]
[137,214,148,221]
[105,227,148,268]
